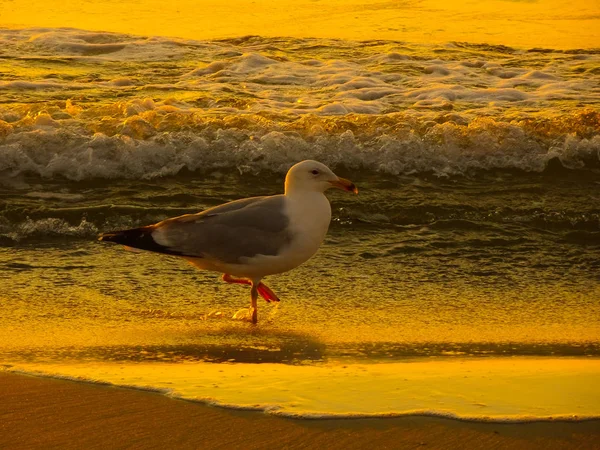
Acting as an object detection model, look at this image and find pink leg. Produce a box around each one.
[222,274,280,303]
[222,274,251,286]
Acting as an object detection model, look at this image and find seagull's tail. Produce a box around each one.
[98,226,181,255]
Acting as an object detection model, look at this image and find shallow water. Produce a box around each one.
[2,170,599,376]
[1,27,599,420]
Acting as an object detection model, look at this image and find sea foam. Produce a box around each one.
[0,116,598,180]
[0,28,598,180]
[6,358,600,422]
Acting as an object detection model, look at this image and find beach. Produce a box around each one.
[1,0,599,447]
[2,371,600,450]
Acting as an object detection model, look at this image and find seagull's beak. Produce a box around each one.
[329,177,358,194]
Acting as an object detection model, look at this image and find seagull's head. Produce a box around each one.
[285,160,358,195]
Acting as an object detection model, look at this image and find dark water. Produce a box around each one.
[1,169,599,365]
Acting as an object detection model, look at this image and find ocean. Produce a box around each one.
[1,27,599,421]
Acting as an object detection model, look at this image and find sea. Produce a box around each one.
[1,27,599,421]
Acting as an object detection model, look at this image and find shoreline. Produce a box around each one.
[6,366,600,424]
[4,357,599,422]
[1,372,599,449]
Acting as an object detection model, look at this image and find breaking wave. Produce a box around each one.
[0,28,599,180]
[1,111,599,180]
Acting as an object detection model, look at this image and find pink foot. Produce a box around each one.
[257,283,280,303]
[222,274,281,303]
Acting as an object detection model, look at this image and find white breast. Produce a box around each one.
[227,192,332,279]
[283,191,332,261]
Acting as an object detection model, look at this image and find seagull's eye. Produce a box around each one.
[310,169,319,175]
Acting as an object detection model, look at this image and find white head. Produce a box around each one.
[284,160,358,195]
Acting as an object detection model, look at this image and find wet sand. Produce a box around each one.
[1,372,598,450]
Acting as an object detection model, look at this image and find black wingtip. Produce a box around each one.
[98,226,153,246]
[98,226,184,256]
[98,231,131,243]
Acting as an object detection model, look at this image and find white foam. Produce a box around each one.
[0,28,598,180]
[1,117,598,180]
[0,218,98,242]
[21,29,191,61]
[6,358,600,423]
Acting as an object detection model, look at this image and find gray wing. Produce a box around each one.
[152,195,292,263]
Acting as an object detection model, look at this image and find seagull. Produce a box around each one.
[98,160,358,323]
